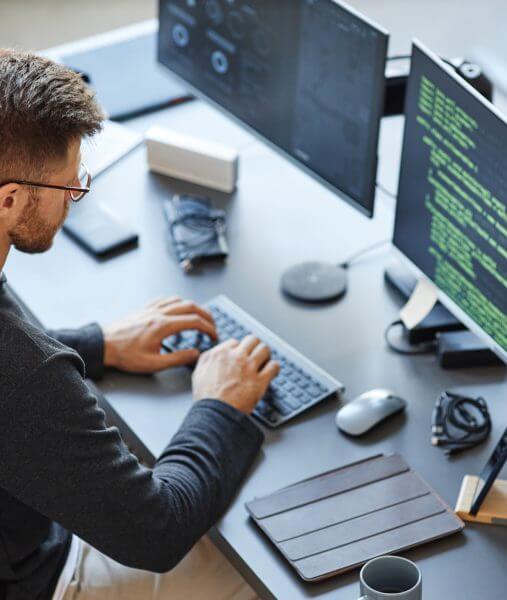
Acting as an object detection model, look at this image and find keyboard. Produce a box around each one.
[162,295,344,427]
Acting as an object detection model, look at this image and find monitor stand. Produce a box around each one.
[281,262,347,303]
[384,261,502,368]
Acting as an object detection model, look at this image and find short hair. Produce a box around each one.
[0,49,104,181]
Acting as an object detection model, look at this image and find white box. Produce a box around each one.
[145,126,238,193]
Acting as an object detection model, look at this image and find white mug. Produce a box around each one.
[359,555,422,600]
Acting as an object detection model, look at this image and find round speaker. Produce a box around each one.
[281,262,348,303]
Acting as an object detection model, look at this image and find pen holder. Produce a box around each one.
[455,475,507,525]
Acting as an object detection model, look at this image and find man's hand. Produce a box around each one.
[192,335,280,414]
[102,297,217,373]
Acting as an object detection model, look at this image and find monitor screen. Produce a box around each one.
[393,42,507,361]
[158,0,388,216]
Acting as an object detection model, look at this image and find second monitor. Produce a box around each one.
[158,0,388,216]
[393,42,507,363]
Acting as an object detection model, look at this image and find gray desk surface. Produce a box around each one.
[8,60,507,600]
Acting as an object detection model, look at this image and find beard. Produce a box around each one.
[9,189,69,254]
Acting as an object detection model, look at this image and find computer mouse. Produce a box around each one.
[335,389,407,436]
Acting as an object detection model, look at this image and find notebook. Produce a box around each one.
[61,31,192,121]
[246,454,464,581]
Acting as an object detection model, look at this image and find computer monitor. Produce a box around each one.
[393,41,507,363]
[157,0,388,217]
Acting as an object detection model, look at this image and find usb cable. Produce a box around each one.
[432,391,491,456]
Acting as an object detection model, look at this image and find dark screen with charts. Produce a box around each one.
[394,43,507,357]
[158,0,388,216]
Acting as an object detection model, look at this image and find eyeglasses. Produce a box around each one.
[0,162,92,202]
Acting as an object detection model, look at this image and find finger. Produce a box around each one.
[146,296,181,309]
[153,296,182,309]
[212,338,239,351]
[236,334,261,356]
[163,315,218,340]
[259,360,281,384]
[145,297,165,309]
[163,301,215,326]
[250,342,271,370]
[152,348,200,371]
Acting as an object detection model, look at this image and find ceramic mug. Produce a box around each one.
[358,555,422,600]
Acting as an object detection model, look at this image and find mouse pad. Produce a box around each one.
[245,454,464,581]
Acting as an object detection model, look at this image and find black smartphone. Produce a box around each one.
[470,427,507,516]
[63,202,138,258]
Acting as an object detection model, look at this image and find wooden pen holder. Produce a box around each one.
[455,475,507,525]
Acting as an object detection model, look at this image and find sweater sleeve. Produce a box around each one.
[45,323,105,381]
[0,350,263,573]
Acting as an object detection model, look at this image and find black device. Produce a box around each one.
[431,391,492,456]
[393,42,507,363]
[470,427,507,516]
[63,202,139,258]
[384,56,493,117]
[281,262,348,303]
[384,263,502,367]
[437,330,504,369]
[162,295,343,427]
[158,0,389,303]
[384,261,465,343]
[162,195,228,272]
[62,31,193,121]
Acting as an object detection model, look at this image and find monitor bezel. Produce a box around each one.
[393,40,507,364]
[157,0,389,218]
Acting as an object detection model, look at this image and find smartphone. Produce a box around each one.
[470,427,507,516]
[63,202,139,258]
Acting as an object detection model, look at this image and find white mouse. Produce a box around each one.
[336,389,407,436]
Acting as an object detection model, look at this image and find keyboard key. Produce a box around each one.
[255,401,272,417]
[266,412,280,424]
[300,392,313,404]
[308,386,323,398]
[283,395,302,410]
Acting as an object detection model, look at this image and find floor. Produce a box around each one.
[0,0,505,104]
[0,0,157,50]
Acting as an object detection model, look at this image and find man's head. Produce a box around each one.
[0,50,104,254]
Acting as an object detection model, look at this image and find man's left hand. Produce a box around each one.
[102,297,217,373]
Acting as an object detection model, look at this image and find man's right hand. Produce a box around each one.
[192,335,280,414]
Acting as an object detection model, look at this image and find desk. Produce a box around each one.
[9,25,507,600]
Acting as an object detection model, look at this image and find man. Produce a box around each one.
[0,50,279,599]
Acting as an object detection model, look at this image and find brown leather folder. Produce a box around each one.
[246,454,464,581]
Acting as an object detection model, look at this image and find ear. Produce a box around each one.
[0,183,24,223]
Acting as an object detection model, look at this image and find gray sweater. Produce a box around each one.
[0,273,264,599]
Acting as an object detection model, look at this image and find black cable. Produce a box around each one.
[340,239,391,269]
[387,54,411,62]
[432,391,491,456]
[384,319,437,356]
[376,181,397,200]
[280,179,395,274]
